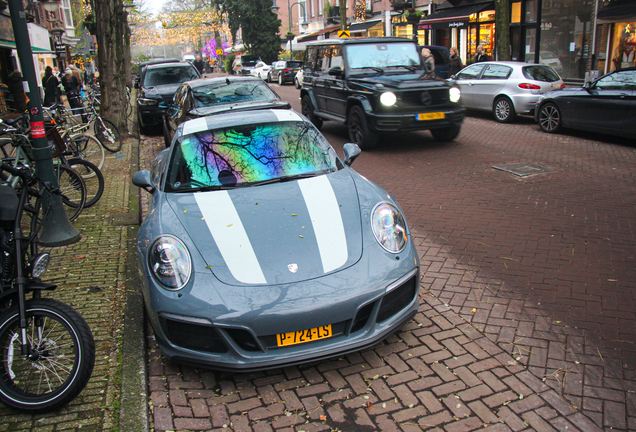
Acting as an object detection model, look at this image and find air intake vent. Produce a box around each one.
[162,318,228,353]
[377,275,417,323]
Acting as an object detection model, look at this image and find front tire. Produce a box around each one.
[348,105,378,150]
[162,117,172,148]
[0,298,95,413]
[278,74,284,85]
[94,118,123,153]
[301,95,323,130]
[430,125,461,141]
[295,77,301,89]
[493,97,516,123]
[537,102,562,133]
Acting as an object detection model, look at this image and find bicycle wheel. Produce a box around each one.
[93,118,122,153]
[0,298,95,413]
[55,164,86,222]
[67,134,104,173]
[67,158,104,208]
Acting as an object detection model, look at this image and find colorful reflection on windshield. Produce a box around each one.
[166,122,340,191]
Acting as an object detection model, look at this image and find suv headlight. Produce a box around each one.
[148,235,192,290]
[449,87,461,103]
[138,98,158,106]
[380,92,397,106]
[371,203,407,253]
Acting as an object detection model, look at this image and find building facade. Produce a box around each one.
[280,0,635,82]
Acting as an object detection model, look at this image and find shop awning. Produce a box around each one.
[348,20,382,33]
[297,25,340,42]
[0,40,54,54]
[419,2,493,29]
[597,0,636,23]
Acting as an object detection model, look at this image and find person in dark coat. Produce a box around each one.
[473,45,490,63]
[448,46,463,76]
[193,55,204,76]
[61,68,82,110]
[7,70,29,128]
[43,66,59,107]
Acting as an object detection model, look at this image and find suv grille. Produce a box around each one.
[400,89,449,108]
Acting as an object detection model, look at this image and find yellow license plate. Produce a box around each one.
[416,112,445,121]
[276,325,332,347]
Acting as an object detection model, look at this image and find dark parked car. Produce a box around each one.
[132,109,419,371]
[136,62,201,135]
[301,37,464,149]
[419,45,451,79]
[162,76,291,147]
[268,60,304,85]
[535,67,636,139]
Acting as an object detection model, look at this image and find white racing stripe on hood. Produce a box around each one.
[182,117,209,136]
[298,175,348,273]
[194,192,266,285]
[273,110,302,122]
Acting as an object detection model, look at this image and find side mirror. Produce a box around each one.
[343,143,361,166]
[328,67,343,77]
[583,81,592,90]
[132,170,155,193]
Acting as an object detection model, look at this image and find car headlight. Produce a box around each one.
[380,92,397,106]
[138,98,158,106]
[148,235,191,290]
[449,87,461,103]
[371,203,408,253]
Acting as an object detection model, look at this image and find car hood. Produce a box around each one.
[165,170,363,287]
[189,100,291,117]
[544,87,584,98]
[143,84,181,98]
[349,73,448,90]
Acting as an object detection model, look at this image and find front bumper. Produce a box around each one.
[138,104,167,128]
[367,105,465,133]
[140,259,420,371]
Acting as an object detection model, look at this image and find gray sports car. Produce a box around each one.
[133,109,420,371]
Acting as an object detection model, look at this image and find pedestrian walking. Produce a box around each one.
[193,55,204,76]
[232,56,242,75]
[421,47,435,76]
[449,46,463,76]
[62,68,82,111]
[42,66,59,107]
[473,45,490,63]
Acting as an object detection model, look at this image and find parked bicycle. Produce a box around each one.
[0,162,95,412]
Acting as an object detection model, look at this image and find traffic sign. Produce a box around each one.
[338,30,350,38]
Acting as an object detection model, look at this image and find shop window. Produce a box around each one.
[610,23,636,71]
[525,0,537,22]
[511,2,521,24]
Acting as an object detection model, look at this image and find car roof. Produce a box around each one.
[145,62,197,70]
[179,109,306,136]
[306,37,415,46]
[139,58,180,67]
[185,76,266,89]
[468,61,551,68]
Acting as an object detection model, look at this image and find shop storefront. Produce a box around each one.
[597,0,636,74]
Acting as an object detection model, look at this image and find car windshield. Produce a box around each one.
[241,56,260,67]
[345,42,421,70]
[522,65,561,82]
[191,81,279,108]
[286,61,303,69]
[144,66,199,87]
[166,121,340,192]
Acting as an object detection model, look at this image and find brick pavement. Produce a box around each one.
[139,111,635,431]
[0,137,135,431]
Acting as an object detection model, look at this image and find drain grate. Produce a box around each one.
[110,212,140,226]
[493,163,552,177]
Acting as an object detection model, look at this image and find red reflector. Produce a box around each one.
[559,83,566,89]
[518,83,541,90]
[283,68,292,71]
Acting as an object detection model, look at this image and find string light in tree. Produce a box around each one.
[354,0,366,22]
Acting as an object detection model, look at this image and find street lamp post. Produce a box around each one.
[271,0,308,60]
[8,0,80,246]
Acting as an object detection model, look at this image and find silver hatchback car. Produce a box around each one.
[449,61,564,122]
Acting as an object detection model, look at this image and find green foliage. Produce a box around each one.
[212,0,282,64]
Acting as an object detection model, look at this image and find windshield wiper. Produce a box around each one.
[249,172,318,187]
[394,65,419,72]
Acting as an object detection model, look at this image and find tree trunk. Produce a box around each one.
[94,0,129,133]
[495,0,510,61]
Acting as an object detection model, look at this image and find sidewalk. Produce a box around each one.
[0,132,147,431]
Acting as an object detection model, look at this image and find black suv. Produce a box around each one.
[136,62,200,134]
[300,37,465,148]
